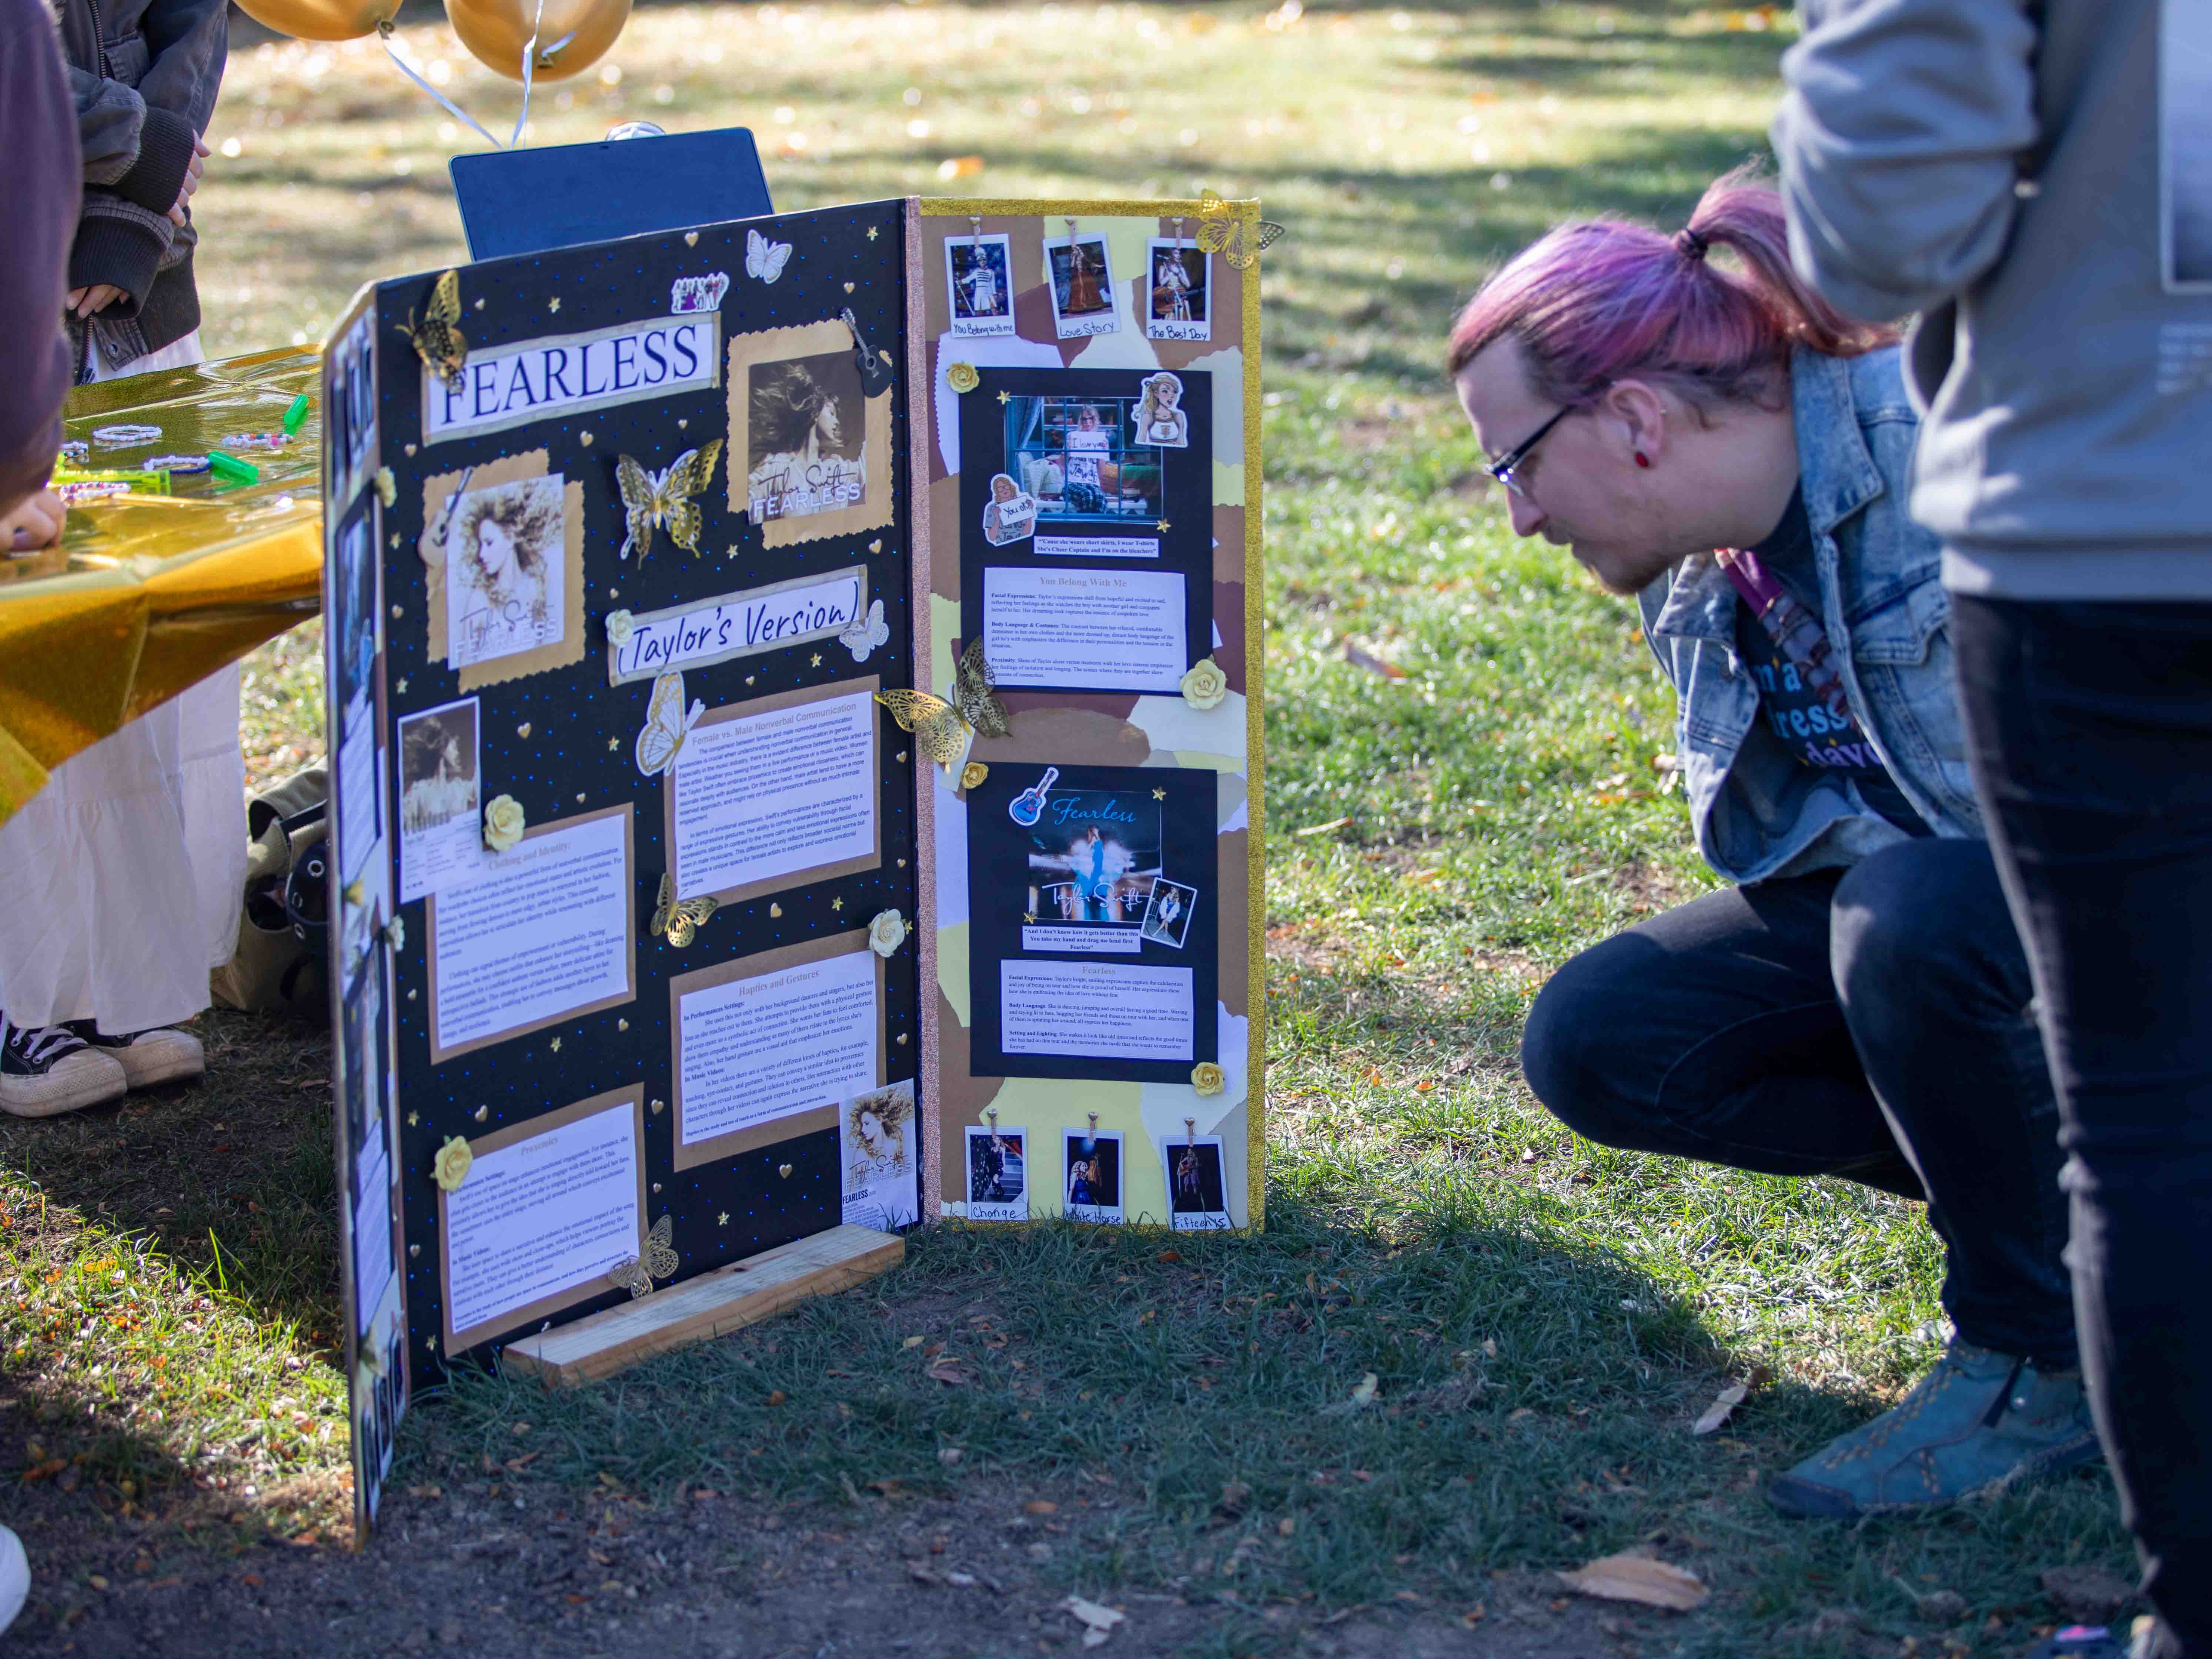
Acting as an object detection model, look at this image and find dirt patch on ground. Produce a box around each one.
[1611,859,1693,918]
[7,1484,1710,1658]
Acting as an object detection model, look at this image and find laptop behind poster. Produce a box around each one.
[449,125,772,260]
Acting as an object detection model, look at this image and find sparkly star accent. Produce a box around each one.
[388,533,400,550]
[608,738,619,751]
[726,545,740,560]
[997,391,1011,404]
[831,896,844,911]
[426,1336,439,1352]
[1156,520,1172,533]
[1023,912,1036,925]
[396,677,409,693]
[810,652,822,667]
[866,226,879,241]
[718,1211,730,1226]
[550,1037,561,1052]
[1153,788,1167,800]
[407,1111,419,1127]
[548,297,561,313]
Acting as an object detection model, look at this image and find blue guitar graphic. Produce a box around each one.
[1007,766,1060,827]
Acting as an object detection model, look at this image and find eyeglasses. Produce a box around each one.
[1485,405,1573,498]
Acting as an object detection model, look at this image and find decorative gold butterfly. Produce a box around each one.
[605,1213,679,1300]
[650,870,719,947]
[398,269,468,391]
[874,639,1011,764]
[616,440,723,563]
[1196,189,1287,270]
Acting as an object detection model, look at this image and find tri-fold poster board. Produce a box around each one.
[320,195,1267,1538]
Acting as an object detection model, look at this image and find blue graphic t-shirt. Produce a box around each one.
[1733,489,1930,837]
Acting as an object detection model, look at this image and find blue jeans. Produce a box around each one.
[1521,837,2074,1365]
[1954,595,2212,1656]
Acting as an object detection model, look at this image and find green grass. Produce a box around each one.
[0,1,2139,1649]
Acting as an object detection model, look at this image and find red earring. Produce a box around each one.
[1634,451,1651,468]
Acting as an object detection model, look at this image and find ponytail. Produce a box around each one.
[1446,163,1895,413]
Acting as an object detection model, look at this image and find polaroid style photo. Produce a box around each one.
[981,472,1039,546]
[1012,778,1163,948]
[1043,233,1119,339]
[1063,1130,1124,1224]
[333,504,379,732]
[947,233,1017,337]
[842,1080,919,1232]
[396,696,483,902]
[966,1123,1029,1222]
[1145,240,1210,343]
[1140,879,1197,949]
[442,475,568,671]
[1132,371,1191,449]
[744,350,870,524]
[1165,1134,1232,1231]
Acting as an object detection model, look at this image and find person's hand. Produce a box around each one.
[168,136,210,226]
[1,490,67,554]
[63,284,127,319]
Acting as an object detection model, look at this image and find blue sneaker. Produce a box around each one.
[1768,1340,2101,1519]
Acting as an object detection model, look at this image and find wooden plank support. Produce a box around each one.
[501,1224,905,1389]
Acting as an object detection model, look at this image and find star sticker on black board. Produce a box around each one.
[550,1037,561,1052]
[1024,912,1036,924]
[407,1111,418,1127]
[1153,788,1167,800]
[831,896,844,911]
[811,652,822,667]
[867,226,879,241]
[1156,520,1171,533]
[718,1211,729,1226]
[998,391,1011,404]
[396,677,409,693]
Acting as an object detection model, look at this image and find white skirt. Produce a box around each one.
[0,330,247,1033]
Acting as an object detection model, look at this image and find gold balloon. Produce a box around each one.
[231,0,399,41]
[444,0,629,82]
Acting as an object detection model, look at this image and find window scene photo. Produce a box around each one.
[947,233,1016,336]
[1003,396,1161,524]
[745,351,869,524]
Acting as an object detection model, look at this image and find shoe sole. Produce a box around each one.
[117,1054,206,1091]
[1768,1432,2106,1520]
[0,1070,129,1118]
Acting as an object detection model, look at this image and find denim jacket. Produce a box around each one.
[1635,346,1983,885]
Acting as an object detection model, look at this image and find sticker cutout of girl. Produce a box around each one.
[982,471,1037,545]
[1135,372,1190,448]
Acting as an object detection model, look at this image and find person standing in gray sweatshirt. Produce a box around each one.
[1776,5,2212,1656]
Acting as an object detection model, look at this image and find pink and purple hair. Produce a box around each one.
[1447,166,1895,413]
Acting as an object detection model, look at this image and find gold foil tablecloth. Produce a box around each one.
[0,346,324,827]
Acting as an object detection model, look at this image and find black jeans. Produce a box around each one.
[1521,836,2075,1365]
[1954,597,2212,1654]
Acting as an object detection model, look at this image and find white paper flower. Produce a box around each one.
[869,908,909,958]
[433,1135,474,1192]
[606,608,635,645]
[1180,656,1229,710]
[484,794,526,853]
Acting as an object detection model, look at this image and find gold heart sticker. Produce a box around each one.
[778,1164,793,1179]
[685,231,699,246]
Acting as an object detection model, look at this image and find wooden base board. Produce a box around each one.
[501,1224,904,1389]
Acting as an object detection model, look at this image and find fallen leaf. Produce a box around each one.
[1155,1249,1182,1264]
[765,1390,787,1407]
[927,1357,975,1386]
[902,1335,926,1348]
[908,1563,944,1586]
[1693,1379,1751,1436]
[2039,1564,2134,1621]
[1024,1499,1059,1515]
[1063,1594,1126,1648]
[1557,1554,1708,1611]
[1278,1516,1296,1536]
[1319,1373,1380,1417]
[1214,1481,1252,1519]
[946,1570,979,1587]
[938,1446,964,1466]
[1343,639,1409,680]
[1292,816,1352,837]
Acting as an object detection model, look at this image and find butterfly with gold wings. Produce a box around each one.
[1196,189,1287,270]
[616,440,723,563]
[875,638,1011,765]
[650,870,719,947]
[397,269,468,391]
[606,1213,680,1300]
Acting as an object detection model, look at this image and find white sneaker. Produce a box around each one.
[66,1022,205,1090]
[0,1014,127,1118]
[0,1523,29,1635]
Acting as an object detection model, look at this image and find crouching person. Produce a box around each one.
[1447,168,2095,1519]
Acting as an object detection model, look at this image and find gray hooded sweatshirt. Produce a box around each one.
[1774,0,2212,598]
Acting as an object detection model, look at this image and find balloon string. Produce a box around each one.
[377,20,507,150]
[509,0,545,150]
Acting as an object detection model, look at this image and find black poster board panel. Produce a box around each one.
[366,200,920,1380]
[965,762,1219,1083]
[956,367,1213,695]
